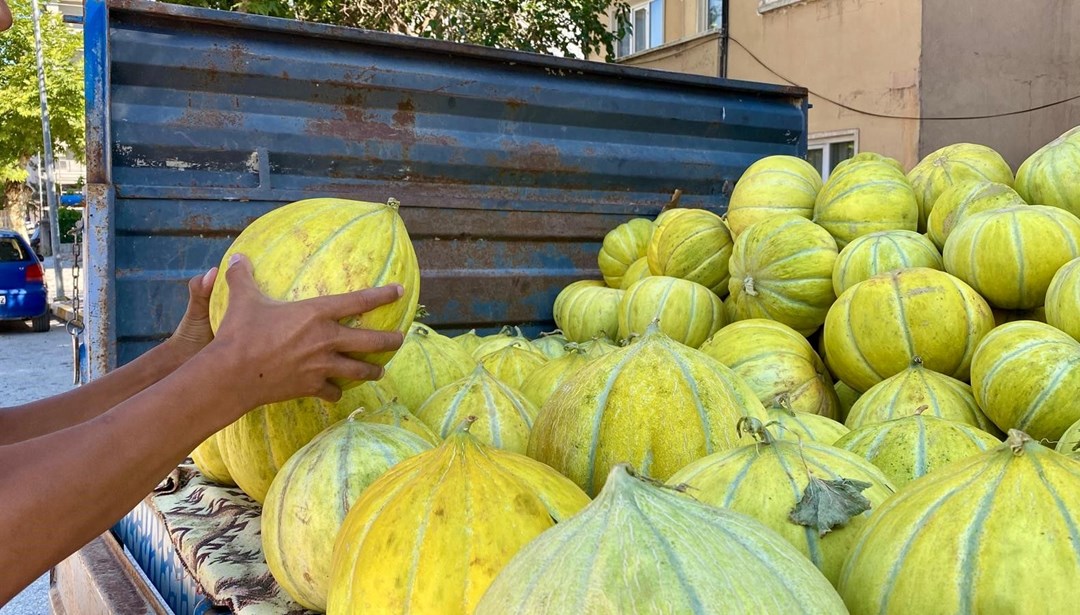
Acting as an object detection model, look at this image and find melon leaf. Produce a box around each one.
[789,476,873,537]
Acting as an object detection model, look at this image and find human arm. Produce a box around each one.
[0,0,11,33]
[0,254,407,605]
[0,269,219,445]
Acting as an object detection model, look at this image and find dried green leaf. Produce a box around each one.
[788,476,873,537]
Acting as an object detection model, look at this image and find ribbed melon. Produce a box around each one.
[926,181,1026,250]
[530,330,569,360]
[351,399,441,445]
[552,280,623,343]
[528,322,767,496]
[699,318,840,419]
[726,155,823,237]
[834,409,1002,487]
[475,464,847,615]
[262,415,433,611]
[1046,256,1080,341]
[668,418,896,585]
[598,218,653,288]
[479,341,549,390]
[943,205,1080,310]
[618,276,726,347]
[822,267,995,392]
[833,381,861,423]
[518,340,613,409]
[844,356,997,434]
[472,325,537,359]
[832,152,903,176]
[1055,416,1080,457]
[327,420,590,615]
[190,432,235,487]
[765,403,850,445]
[208,197,419,374]
[646,208,733,295]
[813,160,919,248]
[906,143,1014,232]
[837,431,1080,614]
[416,365,538,453]
[619,256,652,290]
[832,230,943,296]
[218,377,397,503]
[1015,125,1080,217]
[452,329,485,355]
[970,321,1080,442]
[726,214,838,336]
[383,323,478,411]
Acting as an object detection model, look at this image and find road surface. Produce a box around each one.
[1,319,77,614]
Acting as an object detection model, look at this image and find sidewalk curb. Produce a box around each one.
[51,301,82,327]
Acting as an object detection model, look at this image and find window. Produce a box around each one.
[0,238,27,262]
[808,130,858,182]
[616,0,664,58]
[702,0,723,31]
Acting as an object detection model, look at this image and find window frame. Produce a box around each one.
[758,0,804,14]
[808,129,860,182]
[701,0,723,32]
[615,0,665,58]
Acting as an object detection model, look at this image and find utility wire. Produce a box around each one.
[727,35,1080,121]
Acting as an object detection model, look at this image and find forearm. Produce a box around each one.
[0,339,194,445]
[0,345,249,605]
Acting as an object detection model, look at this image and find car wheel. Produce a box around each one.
[31,313,51,332]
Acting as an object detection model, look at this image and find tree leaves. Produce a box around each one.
[0,0,85,185]
[788,476,873,537]
[167,0,632,62]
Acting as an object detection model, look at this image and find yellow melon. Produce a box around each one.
[926,181,1027,250]
[597,218,653,288]
[646,208,733,295]
[813,160,919,248]
[943,205,1080,310]
[1015,125,1080,217]
[726,214,838,336]
[618,276,727,348]
[907,143,1014,232]
[1046,256,1080,341]
[832,230,943,296]
[726,155,823,237]
[619,256,652,290]
[552,280,622,343]
[822,267,995,392]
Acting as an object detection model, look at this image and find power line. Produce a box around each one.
[727,35,1080,121]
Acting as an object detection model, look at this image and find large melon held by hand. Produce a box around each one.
[208,197,420,372]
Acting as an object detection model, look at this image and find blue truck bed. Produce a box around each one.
[73,0,809,611]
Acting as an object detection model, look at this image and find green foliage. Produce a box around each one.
[167,0,632,62]
[0,0,85,185]
[57,205,80,243]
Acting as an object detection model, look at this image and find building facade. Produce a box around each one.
[606,0,1080,179]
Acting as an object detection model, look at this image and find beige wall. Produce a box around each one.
[617,31,724,77]
[726,0,923,170]
[919,0,1080,170]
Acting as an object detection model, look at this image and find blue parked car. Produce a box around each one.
[0,229,50,332]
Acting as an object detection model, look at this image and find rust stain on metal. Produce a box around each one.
[393,99,416,129]
[173,108,243,129]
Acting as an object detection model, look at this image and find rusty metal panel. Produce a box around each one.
[85,0,808,372]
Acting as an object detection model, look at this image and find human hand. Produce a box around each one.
[207,253,406,408]
[167,268,219,361]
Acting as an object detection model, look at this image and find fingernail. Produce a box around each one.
[229,253,243,266]
[202,268,216,285]
[395,285,404,297]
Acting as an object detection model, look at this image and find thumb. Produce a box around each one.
[223,253,259,299]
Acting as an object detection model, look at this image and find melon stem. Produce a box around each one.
[743,276,758,297]
[1006,429,1033,455]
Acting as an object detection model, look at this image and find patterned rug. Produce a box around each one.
[149,462,317,615]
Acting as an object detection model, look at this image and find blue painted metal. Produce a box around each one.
[84,0,808,373]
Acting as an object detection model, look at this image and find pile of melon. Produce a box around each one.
[188,126,1080,614]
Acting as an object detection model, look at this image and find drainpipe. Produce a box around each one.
[720,0,730,78]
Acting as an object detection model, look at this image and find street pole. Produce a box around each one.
[30,0,66,300]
